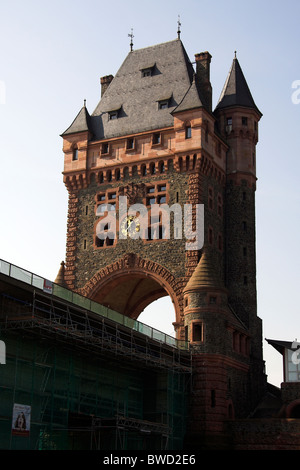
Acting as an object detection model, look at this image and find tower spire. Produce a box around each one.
[177,15,181,39]
[128,28,134,52]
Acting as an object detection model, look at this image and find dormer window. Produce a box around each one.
[109,111,118,120]
[157,94,172,110]
[141,63,155,77]
[142,68,152,77]
[108,106,122,121]
[158,99,169,110]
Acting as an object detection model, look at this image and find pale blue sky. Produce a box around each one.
[0,0,299,387]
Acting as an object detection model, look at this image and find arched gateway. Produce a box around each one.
[78,253,182,328]
[58,38,266,448]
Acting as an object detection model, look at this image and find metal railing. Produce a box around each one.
[0,259,189,350]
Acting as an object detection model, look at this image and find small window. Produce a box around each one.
[127,138,135,150]
[242,116,248,126]
[158,195,166,204]
[147,197,156,206]
[211,390,216,408]
[185,126,191,139]
[72,147,78,161]
[142,69,152,77]
[141,65,154,77]
[227,117,232,126]
[150,163,156,174]
[109,111,118,120]
[158,185,166,192]
[158,100,169,110]
[185,326,189,342]
[153,133,161,145]
[218,234,223,251]
[159,162,165,173]
[102,142,109,154]
[192,322,203,342]
[147,187,155,194]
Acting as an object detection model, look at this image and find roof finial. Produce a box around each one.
[177,15,181,39]
[234,50,237,58]
[128,28,134,52]
[84,99,86,107]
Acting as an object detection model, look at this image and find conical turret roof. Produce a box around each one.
[183,249,224,293]
[54,261,66,287]
[61,103,92,136]
[215,55,262,116]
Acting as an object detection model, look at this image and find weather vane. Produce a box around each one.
[177,15,181,39]
[128,28,134,52]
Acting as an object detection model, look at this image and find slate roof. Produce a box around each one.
[266,338,299,355]
[62,39,196,140]
[62,104,92,136]
[172,74,204,114]
[215,55,262,116]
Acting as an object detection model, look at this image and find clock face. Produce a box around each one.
[120,215,140,237]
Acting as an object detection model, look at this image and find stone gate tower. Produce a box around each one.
[59,38,266,447]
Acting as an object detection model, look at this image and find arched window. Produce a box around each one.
[159,161,165,173]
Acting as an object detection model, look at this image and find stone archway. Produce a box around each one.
[286,399,300,418]
[79,253,185,336]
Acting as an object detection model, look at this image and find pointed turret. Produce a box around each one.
[61,102,92,136]
[183,248,224,294]
[54,261,67,287]
[215,54,262,116]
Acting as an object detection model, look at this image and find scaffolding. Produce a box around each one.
[0,261,192,450]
